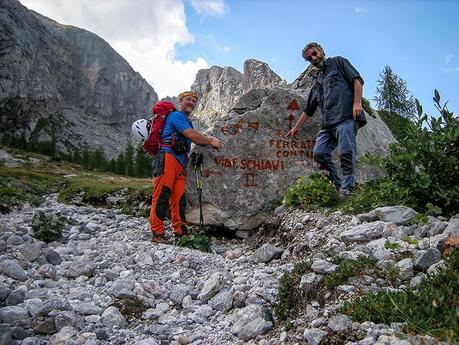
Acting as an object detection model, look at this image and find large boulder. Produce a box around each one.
[186,88,318,230]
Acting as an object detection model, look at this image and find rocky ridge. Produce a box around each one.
[191,59,283,128]
[0,191,457,344]
[0,0,157,158]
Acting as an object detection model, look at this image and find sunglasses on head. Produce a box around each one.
[305,51,318,62]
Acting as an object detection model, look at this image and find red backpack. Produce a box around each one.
[143,101,176,155]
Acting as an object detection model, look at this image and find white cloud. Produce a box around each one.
[445,53,453,64]
[355,8,368,14]
[19,0,210,98]
[443,67,459,74]
[216,44,232,54]
[189,0,227,16]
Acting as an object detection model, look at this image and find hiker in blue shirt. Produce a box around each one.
[150,91,222,243]
[287,42,366,197]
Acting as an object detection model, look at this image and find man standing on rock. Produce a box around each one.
[150,91,222,243]
[287,42,366,197]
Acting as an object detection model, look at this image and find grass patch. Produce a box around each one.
[275,260,314,323]
[0,149,151,215]
[111,298,148,323]
[57,174,151,214]
[119,189,152,218]
[325,256,400,289]
[340,180,412,215]
[275,256,401,325]
[0,167,62,211]
[403,235,419,246]
[384,240,401,250]
[324,256,378,289]
[340,250,459,342]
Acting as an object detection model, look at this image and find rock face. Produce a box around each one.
[0,0,157,157]
[191,59,283,128]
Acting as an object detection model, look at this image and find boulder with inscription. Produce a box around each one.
[186,87,320,231]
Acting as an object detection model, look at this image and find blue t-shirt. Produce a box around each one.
[160,111,193,167]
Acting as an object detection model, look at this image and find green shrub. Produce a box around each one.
[176,232,210,252]
[340,250,459,342]
[275,260,313,323]
[31,210,68,243]
[379,109,412,141]
[342,91,458,217]
[283,173,339,209]
[382,91,459,216]
[341,180,411,214]
[403,235,419,246]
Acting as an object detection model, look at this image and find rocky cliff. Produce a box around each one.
[191,59,283,128]
[0,0,158,157]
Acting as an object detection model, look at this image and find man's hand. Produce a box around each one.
[353,102,363,120]
[208,136,222,149]
[285,128,298,137]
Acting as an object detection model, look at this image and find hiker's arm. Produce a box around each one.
[182,128,222,149]
[352,78,363,120]
[286,111,310,137]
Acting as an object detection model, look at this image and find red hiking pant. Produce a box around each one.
[150,153,187,235]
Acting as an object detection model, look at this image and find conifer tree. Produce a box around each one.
[124,141,135,176]
[134,145,152,177]
[115,151,126,175]
[374,65,415,118]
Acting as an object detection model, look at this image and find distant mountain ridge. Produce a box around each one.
[0,0,158,158]
[191,59,284,127]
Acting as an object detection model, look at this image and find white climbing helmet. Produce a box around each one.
[131,119,149,141]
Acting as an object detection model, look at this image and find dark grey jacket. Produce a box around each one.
[304,56,367,128]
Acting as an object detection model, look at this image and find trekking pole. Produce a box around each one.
[191,152,204,231]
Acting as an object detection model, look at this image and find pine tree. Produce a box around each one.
[123,141,135,176]
[115,151,125,175]
[92,147,106,170]
[374,65,415,118]
[134,145,152,177]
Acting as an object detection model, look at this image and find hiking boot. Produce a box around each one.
[151,233,168,244]
[338,188,351,199]
[174,225,189,237]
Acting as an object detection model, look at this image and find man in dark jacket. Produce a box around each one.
[287,42,366,197]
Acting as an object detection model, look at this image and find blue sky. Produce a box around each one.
[21,0,458,117]
[177,0,459,117]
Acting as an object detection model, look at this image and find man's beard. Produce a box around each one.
[316,59,325,70]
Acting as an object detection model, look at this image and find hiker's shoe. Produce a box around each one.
[151,233,168,244]
[174,225,189,236]
[173,233,185,241]
[338,188,351,199]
